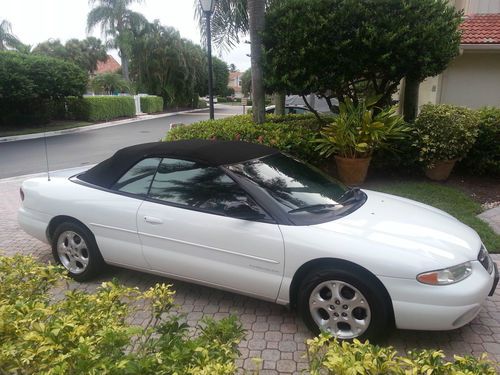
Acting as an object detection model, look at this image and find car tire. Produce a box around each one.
[297,266,391,341]
[52,222,105,282]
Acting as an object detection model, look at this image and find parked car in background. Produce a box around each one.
[18,140,498,341]
[265,105,311,115]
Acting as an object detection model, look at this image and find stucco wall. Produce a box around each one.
[439,52,500,108]
[418,76,440,107]
[450,0,500,14]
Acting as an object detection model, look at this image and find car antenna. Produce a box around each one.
[43,120,51,181]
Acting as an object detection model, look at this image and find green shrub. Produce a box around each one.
[72,96,136,122]
[165,114,323,164]
[217,96,228,103]
[87,96,135,121]
[0,51,87,127]
[140,95,164,114]
[414,104,480,167]
[459,107,500,176]
[0,255,244,374]
[315,98,409,158]
[307,334,497,375]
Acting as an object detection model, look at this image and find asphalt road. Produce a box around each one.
[0,105,244,179]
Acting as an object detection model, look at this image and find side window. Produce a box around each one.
[148,158,270,221]
[112,158,161,195]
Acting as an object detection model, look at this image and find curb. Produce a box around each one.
[0,108,209,143]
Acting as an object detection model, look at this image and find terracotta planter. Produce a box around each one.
[334,156,372,186]
[425,159,457,181]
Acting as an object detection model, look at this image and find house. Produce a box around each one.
[93,55,121,75]
[228,71,243,98]
[417,0,500,109]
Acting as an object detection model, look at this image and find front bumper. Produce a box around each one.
[489,261,499,296]
[379,261,496,331]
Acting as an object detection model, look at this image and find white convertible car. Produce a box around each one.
[19,140,498,340]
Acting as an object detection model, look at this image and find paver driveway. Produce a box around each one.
[1,175,500,374]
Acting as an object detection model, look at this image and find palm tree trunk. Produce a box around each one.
[248,0,266,124]
[274,92,286,115]
[120,48,130,82]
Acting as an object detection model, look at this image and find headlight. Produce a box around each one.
[417,262,472,285]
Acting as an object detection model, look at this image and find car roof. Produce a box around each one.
[78,140,279,189]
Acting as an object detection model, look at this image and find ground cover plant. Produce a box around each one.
[307,334,497,374]
[0,255,244,374]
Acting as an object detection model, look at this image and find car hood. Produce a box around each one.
[314,190,481,268]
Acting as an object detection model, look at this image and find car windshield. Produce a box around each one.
[227,153,352,213]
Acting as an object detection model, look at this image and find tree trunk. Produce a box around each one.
[120,48,130,82]
[248,0,266,124]
[403,76,419,122]
[274,92,285,115]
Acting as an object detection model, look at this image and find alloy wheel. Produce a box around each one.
[56,230,89,274]
[309,280,371,339]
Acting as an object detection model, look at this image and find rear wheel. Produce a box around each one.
[297,267,391,341]
[52,222,105,281]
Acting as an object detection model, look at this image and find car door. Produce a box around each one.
[137,157,285,301]
[86,157,161,269]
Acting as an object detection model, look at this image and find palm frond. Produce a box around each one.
[194,0,249,52]
[87,6,116,35]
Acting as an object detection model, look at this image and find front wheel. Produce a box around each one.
[52,222,105,281]
[297,267,391,341]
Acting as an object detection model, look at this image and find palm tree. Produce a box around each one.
[87,0,147,81]
[0,20,22,51]
[195,0,268,123]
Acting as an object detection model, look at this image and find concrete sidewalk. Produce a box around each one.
[0,107,209,143]
[479,206,500,235]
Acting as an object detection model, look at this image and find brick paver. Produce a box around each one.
[2,176,500,373]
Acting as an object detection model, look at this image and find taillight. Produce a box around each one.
[20,187,25,201]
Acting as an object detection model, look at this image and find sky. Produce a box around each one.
[1,0,250,71]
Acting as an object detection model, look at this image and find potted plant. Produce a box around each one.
[415,104,480,181]
[315,97,408,185]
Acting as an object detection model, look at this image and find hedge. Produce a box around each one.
[64,96,135,122]
[140,95,164,114]
[459,107,500,176]
[165,114,324,164]
[0,255,244,374]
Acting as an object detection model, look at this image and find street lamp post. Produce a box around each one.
[199,0,216,120]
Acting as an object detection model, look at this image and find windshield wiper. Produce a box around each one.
[338,187,363,203]
[288,203,338,214]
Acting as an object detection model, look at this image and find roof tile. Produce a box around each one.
[461,13,500,45]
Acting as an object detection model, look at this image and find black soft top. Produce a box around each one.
[78,139,279,188]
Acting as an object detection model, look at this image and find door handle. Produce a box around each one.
[144,216,163,224]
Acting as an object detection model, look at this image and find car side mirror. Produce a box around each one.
[224,201,266,220]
